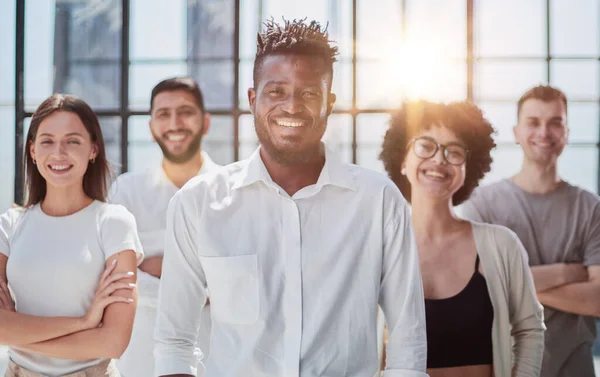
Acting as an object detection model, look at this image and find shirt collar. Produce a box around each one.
[231,143,357,193]
[157,151,220,187]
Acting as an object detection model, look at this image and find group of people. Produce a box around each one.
[0,17,598,377]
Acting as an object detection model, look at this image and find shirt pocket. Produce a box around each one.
[199,254,259,325]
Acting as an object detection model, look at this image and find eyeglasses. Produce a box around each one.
[409,137,470,165]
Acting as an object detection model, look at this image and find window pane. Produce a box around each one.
[476,0,546,57]
[413,61,467,102]
[332,60,352,111]
[356,146,386,173]
[356,144,387,174]
[100,117,122,174]
[26,1,123,111]
[568,103,599,143]
[203,116,234,165]
[550,60,599,100]
[481,146,523,186]
[129,63,187,111]
[65,3,121,60]
[323,114,353,164]
[357,113,390,143]
[190,61,235,110]
[359,60,466,107]
[239,0,260,59]
[406,0,466,59]
[239,114,259,160]
[25,0,57,110]
[64,63,121,110]
[129,115,152,142]
[128,142,162,173]
[478,102,517,143]
[357,0,402,59]
[0,107,15,212]
[238,60,253,111]
[558,146,598,193]
[328,0,354,59]
[475,61,547,100]
[128,116,161,173]
[357,61,403,109]
[187,0,235,59]
[0,0,15,105]
[130,0,185,59]
[550,0,599,56]
[356,113,390,173]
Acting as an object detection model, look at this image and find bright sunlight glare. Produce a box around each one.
[358,36,466,108]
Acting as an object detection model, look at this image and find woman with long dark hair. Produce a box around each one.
[0,94,143,377]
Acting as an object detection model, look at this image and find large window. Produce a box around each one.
[4,0,600,212]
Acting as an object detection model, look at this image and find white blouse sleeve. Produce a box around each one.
[99,204,144,264]
[0,207,25,258]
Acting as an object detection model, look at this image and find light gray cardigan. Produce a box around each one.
[471,221,545,377]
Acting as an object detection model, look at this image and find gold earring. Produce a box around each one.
[32,159,36,165]
[90,158,96,164]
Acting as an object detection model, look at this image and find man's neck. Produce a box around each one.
[162,150,204,189]
[511,159,562,195]
[260,148,325,197]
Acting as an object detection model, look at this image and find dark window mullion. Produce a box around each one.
[14,0,25,205]
[120,0,130,173]
[351,0,357,164]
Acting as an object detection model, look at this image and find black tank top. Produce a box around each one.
[424,255,494,368]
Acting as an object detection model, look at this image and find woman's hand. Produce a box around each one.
[83,260,136,329]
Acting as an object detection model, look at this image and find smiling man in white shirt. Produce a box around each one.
[110,77,220,377]
[154,19,427,377]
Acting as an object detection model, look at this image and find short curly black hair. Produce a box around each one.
[380,100,496,206]
[253,18,339,89]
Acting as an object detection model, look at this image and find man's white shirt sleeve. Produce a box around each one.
[154,189,207,377]
[379,189,428,377]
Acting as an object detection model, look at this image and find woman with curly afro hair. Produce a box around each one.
[380,101,545,377]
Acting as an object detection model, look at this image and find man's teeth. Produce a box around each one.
[167,134,186,141]
[425,170,446,178]
[277,120,304,128]
[50,165,71,171]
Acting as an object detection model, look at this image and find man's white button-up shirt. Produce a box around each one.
[154,146,427,377]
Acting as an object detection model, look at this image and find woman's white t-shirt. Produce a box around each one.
[0,200,143,377]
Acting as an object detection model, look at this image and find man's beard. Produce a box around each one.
[155,127,204,164]
[254,114,323,166]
